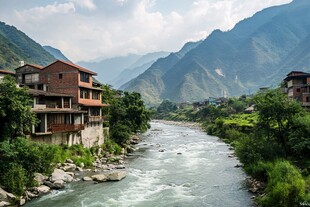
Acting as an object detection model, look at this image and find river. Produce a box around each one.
[25,121,253,207]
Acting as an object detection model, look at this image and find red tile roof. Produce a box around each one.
[44,60,97,75]
[27,64,44,69]
[0,69,15,75]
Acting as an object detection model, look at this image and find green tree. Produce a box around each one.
[254,88,305,155]
[0,75,37,141]
[109,91,151,145]
[157,100,177,114]
[289,114,310,159]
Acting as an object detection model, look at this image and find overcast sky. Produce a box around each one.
[0,0,292,62]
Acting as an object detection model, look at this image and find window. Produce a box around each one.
[80,72,89,83]
[80,89,90,99]
[297,88,301,92]
[92,91,100,100]
[24,73,39,83]
[59,73,63,79]
[84,90,90,99]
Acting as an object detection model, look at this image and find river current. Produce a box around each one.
[25,121,253,207]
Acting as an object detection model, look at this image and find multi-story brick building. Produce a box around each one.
[283,71,310,108]
[15,60,107,147]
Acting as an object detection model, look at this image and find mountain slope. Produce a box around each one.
[43,46,71,62]
[121,41,202,105]
[124,0,310,104]
[0,21,55,70]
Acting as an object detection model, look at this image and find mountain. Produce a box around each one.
[121,41,202,104]
[77,54,141,85]
[43,46,71,62]
[0,21,55,70]
[111,51,170,88]
[123,0,310,105]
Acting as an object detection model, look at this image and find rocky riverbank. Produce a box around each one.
[0,136,141,207]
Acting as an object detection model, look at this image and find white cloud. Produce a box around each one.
[71,0,96,10]
[2,0,292,62]
[15,2,75,22]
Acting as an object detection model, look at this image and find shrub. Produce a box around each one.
[260,160,305,207]
[102,140,122,155]
[235,135,284,165]
[2,163,27,196]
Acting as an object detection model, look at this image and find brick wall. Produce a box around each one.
[40,61,80,104]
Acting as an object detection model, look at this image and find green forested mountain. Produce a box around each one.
[121,41,202,104]
[0,22,55,70]
[123,0,310,105]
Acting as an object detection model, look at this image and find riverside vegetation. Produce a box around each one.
[0,76,150,205]
[153,89,310,207]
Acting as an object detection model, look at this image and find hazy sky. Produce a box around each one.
[0,0,292,62]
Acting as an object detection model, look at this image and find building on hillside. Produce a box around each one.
[0,69,15,81]
[283,71,310,108]
[15,60,107,147]
[205,97,227,107]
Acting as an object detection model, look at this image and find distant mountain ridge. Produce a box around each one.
[0,21,55,70]
[111,51,170,88]
[78,52,169,86]
[123,0,310,105]
[43,46,71,62]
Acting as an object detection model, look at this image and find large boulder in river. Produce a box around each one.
[50,169,73,182]
[91,174,108,182]
[106,171,126,181]
[53,180,65,189]
[36,185,50,195]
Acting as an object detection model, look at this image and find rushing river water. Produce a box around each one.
[25,121,253,207]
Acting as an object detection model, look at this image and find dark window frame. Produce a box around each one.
[80,72,90,83]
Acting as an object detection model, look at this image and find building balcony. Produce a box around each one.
[302,102,310,107]
[50,124,84,133]
[85,115,104,123]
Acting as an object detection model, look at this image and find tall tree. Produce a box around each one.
[254,88,305,154]
[0,75,37,141]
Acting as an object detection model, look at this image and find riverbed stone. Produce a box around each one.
[36,185,50,194]
[66,159,74,163]
[34,173,48,185]
[82,177,93,181]
[0,188,15,203]
[53,180,65,189]
[26,191,38,199]
[19,198,26,206]
[50,169,74,183]
[63,163,77,172]
[106,171,126,181]
[77,167,83,172]
[91,174,108,182]
[0,201,11,207]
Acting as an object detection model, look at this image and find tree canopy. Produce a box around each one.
[0,75,37,141]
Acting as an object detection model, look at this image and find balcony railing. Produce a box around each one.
[84,116,104,123]
[50,124,84,133]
